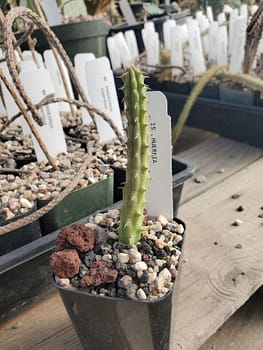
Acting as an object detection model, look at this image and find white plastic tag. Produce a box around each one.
[143,31,160,66]
[240,4,248,24]
[107,37,122,71]
[146,91,173,220]
[206,6,214,23]
[74,53,96,124]
[124,30,139,62]
[163,19,176,50]
[113,32,133,67]
[19,68,67,162]
[61,0,87,18]
[22,50,44,68]
[216,25,228,65]
[208,21,218,62]
[41,0,62,26]
[229,8,238,54]
[84,57,123,141]
[230,16,246,73]
[44,49,75,113]
[119,0,137,25]
[186,17,206,75]
[170,26,184,75]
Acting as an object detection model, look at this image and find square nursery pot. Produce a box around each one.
[54,217,186,350]
[146,76,191,96]
[190,81,220,100]
[37,174,114,235]
[0,204,41,257]
[0,228,58,322]
[113,157,194,216]
[23,19,110,63]
[219,84,255,106]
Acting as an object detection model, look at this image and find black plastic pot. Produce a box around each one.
[28,19,110,63]
[219,85,255,106]
[112,157,194,217]
[0,228,58,322]
[37,175,114,235]
[146,76,191,96]
[55,218,186,350]
[0,204,41,256]
[190,81,220,100]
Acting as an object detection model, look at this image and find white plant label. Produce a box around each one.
[119,0,137,25]
[124,30,139,62]
[230,16,246,73]
[18,60,39,72]
[216,25,228,65]
[186,18,206,76]
[114,32,133,67]
[170,25,184,75]
[22,50,44,68]
[41,0,62,26]
[229,8,238,54]
[143,30,160,66]
[198,15,209,55]
[163,19,176,50]
[44,49,75,113]
[208,21,218,62]
[19,68,67,162]
[84,57,123,141]
[107,37,122,71]
[240,4,248,24]
[217,12,226,25]
[61,0,87,18]
[74,53,96,124]
[144,21,155,32]
[206,6,214,23]
[146,91,173,221]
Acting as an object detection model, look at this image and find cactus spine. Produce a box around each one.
[118,66,151,245]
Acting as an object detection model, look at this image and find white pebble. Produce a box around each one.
[20,197,33,209]
[129,248,142,263]
[107,209,119,219]
[157,215,168,227]
[136,288,147,300]
[118,253,129,264]
[94,213,104,225]
[177,224,184,234]
[134,261,148,271]
[155,268,172,292]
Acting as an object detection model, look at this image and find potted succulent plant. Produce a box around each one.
[50,65,186,350]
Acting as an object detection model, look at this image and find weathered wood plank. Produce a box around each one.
[171,157,263,350]
[0,293,81,350]
[179,137,263,204]
[199,287,263,350]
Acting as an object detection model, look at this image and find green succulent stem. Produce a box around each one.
[118,66,150,245]
[172,65,263,148]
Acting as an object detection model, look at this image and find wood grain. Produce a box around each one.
[179,137,263,204]
[171,157,263,349]
[199,287,263,350]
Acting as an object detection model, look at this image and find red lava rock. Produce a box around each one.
[80,260,118,287]
[56,223,95,253]
[50,249,80,278]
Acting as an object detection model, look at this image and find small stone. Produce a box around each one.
[19,197,33,209]
[117,252,129,264]
[147,271,157,284]
[155,239,165,249]
[55,277,71,288]
[176,224,184,234]
[232,219,243,226]
[94,213,104,225]
[129,248,142,263]
[235,243,242,249]
[136,288,147,300]
[107,209,119,219]
[80,260,118,287]
[217,168,225,174]
[118,275,133,289]
[156,259,166,267]
[155,268,172,292]
[134,261,148,271]
[102,254,112,262]
[258,213,263,218]
[107,231,118,240]
[12,322,22,329]
[237,206,244,212]
[195,175,206,183]
[50,249,80,279]
[5,208,15,220]
[157,215,168,227]
[231,194,240,199]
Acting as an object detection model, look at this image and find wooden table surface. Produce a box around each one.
[1,132,263,350]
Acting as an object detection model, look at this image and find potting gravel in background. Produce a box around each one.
[51,209,185,301]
